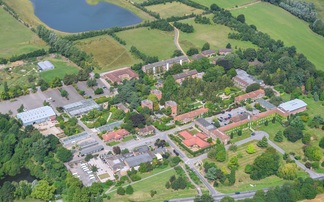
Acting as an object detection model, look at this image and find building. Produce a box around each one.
[115,103,129,113]
[233,69,264,90]
[150,89,162,100]
[96,120,123,133]
[201,49,216,57]
[165,101,177,116]
[142,56,188,74]
[174,108,208,123]
[138,125,155,136]
[124,153,153,169]
[60,132,90,146]
[278,99,307,115]
[63,99,102,117]
[235,89,265,103]
[102,129,130,142]
[79,145,104,156]
[256,99,276,110]
[195,118,216,135]
[37,60,54,71]
[230,112,251,122]
[192,54,203,61]
[141,99,153,110]
[218,48,232,55]
[179,130,210,150]
[17,106,56,126]
[173,70,198,84]
[101,67,138,84]
[212,129,230,144]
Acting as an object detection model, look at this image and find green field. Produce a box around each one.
[0,9,47,58]
[178,17,257,53]
[231,2,324,71]
[107,168,196,202]
[146,2,204,19]
[40,57,80,82]
[75,35,141,73]
[116,27,176,60]
[192,0,258,9]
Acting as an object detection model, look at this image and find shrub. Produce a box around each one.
[117,187,125,195]
[244,164,253,174]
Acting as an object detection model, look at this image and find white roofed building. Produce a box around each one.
[278,99,307,115]
[38,61,55,71]
[63,99,102,117]
[17,106,56,126]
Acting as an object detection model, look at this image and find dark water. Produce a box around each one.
[30,0,142,33]
[0,168,36,186]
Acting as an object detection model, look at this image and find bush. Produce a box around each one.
[246,144,256,154]
[244,164,253,174]
[229,145,237,152]
[312,162,320,169]
[125,185,134,195]
[117,187,125,195]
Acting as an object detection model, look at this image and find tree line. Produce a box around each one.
[173,21,194,33]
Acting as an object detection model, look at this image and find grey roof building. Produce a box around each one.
[63,99,102,117]
[192,54,203,61]
[60,132,90,146]
[202,49,216,56]
[124,153,153,168]
[233,69,264,89]
[38,61,54,71]
[142,56,188,73]
[17,106,56,126]
[96,120,123,133]
[256,99,276,110]
[79,145,104,156]
[195,118,216,131]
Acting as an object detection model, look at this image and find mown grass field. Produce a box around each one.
[74,35,141,73]
[0,9,47,58]
[231,2,324,71]
[192,0,258,8]
[178,17,257,53]
[107,168,196,202]
[116,27,176,60]
[204,141,307,193]
[146,2,204,19]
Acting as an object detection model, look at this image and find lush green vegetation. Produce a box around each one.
[191,0,258,8]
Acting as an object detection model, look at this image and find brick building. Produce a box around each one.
[165,101,177,116]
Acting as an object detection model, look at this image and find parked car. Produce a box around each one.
[251,132,256,136]
[235,192,240,194]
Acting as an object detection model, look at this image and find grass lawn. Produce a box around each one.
[146,2,204,19]
[40,57,80,83]
[122,135,135,142]
[107,168,196,202]
[116,27,175,60]
[107,141,119,146]
[189,128,200,135]
[137,165,171,179]
[178,16,257,53]
[74,35,141,73]
[0,9,47,58]
[231,2,324,71]
[192,0,258,9]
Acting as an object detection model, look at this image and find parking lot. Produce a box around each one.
[42,86,84,108]
[67,161,99,187]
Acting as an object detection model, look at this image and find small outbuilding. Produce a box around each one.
[38,61,54,71]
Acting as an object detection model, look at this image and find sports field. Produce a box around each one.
[107,168,196,202]
[116,27,176,60]
[178,17,257,53]
[146,2,204,19]
[231,2,324,70]
[0,9,47,58]
[192,0,258,8]
[75,35,141,73]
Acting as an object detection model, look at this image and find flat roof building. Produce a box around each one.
[17,106,56,126]
[124,153,153,168]
[142,56,188,74]
[278,99,307,115]
[233,69,264,90]
[79,145,104,156]
[63,99,102,117]
[96,121,123,133]
[60,132,90,146]
[38,61,54,71]
[256,99,276,110]
[173,70,198,84]
[101,67,138,84]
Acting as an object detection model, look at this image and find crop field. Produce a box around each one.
[178,17,257,53]
[146,2,204,19]
[116,27,176,60]
[0,9,47,58]
[231,2,324,71]
[107,168,196,202]
[75,35,141,73]
[192,0,258,9]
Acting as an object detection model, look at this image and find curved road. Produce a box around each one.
[170,23,190,61]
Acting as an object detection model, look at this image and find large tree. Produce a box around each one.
[31,180,55,201]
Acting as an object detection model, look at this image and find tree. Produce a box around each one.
[246,144,256,154]
[202,42,210,51]
[237,14,245,23]
[60,89,68,98]
[302,133,311,144]
[284,126,303,142]
[31,180,55,201]
[117,187,125,195]
[17,104,24,113]
[313,92,319,102]
[274,131,284,142]
[194,194,214,202]
[169,156,181,167]
[94,88,103,95]
[227,156,239,170]
[205,167,218,181]
[171,176,187,190]
[250,148,280,180]
[319,137,324,149]
[113,146,121,154]
[220,196,235,202]
[87,78,97,87]
[277,163,297,180]
[257,136,268,148]
[203,66,225,82]
[186,48,199,56]
[264,88,274,97]
[229,145,237,152]
[290,116,305,130]
[244,164,253,174]
[56,147,72,162]
[226,43,232,49]
[85,154,93,162]
[215,144,227,162]
[224,87,231,95]
[304,146,322,161]
[150,190,157,197]
[172,50,183,57]
[0,181,15,202]
[125,185,134,195]
[246,83,260,93]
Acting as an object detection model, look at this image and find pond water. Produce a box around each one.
[30,0,142,33]
[0,168,36,186]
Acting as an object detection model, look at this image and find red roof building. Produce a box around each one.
[179,130,193,140]
[102,129,130,142]
[235,89,265,103]
[174,108,208,123]
[150,89,162,100]
[102,67,138,84]
[178,130,210,149]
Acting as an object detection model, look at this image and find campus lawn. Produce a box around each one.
[192,0,258,9]
[107,141,119,146]
[0,9,47,58]
[122,135,135,142]
[74,35,141,73]
[178,17,257,53]
[145,2,204,19]
[116,27,175,60]
[107,168,196,202]
[137,165,171,179]
[40,58,80,83]
[231,2,324,71]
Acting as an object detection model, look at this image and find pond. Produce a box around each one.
[30,0,142,33]
[0,168,36,186]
